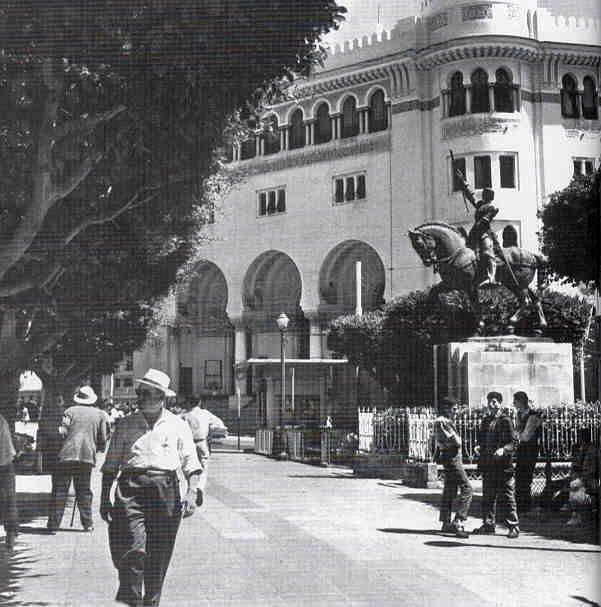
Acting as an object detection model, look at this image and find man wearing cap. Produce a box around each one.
[180,397,228,506]
[0,412,18,550]
[47,385,110,532]
[433,397,472,538]
[100,369,202,607]
[474,391,520,538]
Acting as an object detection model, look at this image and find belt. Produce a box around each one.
[194,438,208,444]
[120,468,177,478]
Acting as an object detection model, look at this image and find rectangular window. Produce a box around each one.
[204,360,223,390]
[257,187,286,217]
[179,366,193,396]
[114,378,121,388]
[125,353,133,372]
[474,155,492,189]
[333,172,367,205]
[123,377,133,388]
[499,155,516,188]
[452,157,467,191]
[357,174,366,199]
[573,158,596,177]
[335,179,344,203]
[345,177,355,201]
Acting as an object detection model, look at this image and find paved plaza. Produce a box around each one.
[1,441,599,607]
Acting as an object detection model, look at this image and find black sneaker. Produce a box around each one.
[472,524,496,535]
[441,522,455,533]
[452,524,470,539]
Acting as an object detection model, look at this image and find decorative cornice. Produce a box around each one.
[416,44,544,70]
[521,90,561,104]
[392,97,440,113]
[232,132,391,175]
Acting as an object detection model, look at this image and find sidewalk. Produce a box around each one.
[2,451,600,607]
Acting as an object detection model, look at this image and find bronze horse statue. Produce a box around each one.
[408,222,548,334]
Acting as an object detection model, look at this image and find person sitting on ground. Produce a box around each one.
[433,397,472,538]
[565,428,599,528]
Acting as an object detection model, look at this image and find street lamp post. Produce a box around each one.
[276,313,289,459]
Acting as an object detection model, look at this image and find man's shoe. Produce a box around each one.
[451,524,470,539]
[472,524,496,535]
[507,526,520,539]
[82,525,94,532]
[440,522,455,533]
[196,489,204,507]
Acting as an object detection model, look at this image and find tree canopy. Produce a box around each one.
[539,171,600,289]
[0,1,345,415]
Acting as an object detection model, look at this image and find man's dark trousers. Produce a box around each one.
[440,457,473,524]
[48,461,93,529]
[0,463,18,534]
[482,464,519,528]
[109,472,181,607]
[515,451,537,514]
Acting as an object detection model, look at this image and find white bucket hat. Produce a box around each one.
[73,386,98,405]
[136,368,176,398]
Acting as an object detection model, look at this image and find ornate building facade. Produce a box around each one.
[132,0,601,428]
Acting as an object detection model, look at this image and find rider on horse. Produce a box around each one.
[455,170,499,288]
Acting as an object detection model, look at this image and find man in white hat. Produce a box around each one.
[47,385,110,532]
[100,369,202,607]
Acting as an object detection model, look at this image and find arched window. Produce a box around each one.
[449,71,466,117]
[239,137,256,160]
[471,68,490,113]
[288,109,305,150]
[263,116,281,155]
[314,103,332,144]
[561,75,580,119]
[368,89,388,132]
[341,96,359,138]
[494,68,514,112]
[582,76,598,120]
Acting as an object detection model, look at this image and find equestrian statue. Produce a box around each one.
[408,157,548,335]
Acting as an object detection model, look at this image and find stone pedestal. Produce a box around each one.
[435,336,574,407]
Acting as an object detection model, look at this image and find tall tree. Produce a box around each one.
[539,171,600,289]
[0,1,345,418]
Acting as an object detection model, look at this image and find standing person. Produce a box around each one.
[100,369,202,607]
[514,391,542,516]
[473,392,520,538]
[47,386,110,533]
[180,397,227,506]
[0,412,18,550]
[37,394,65,475]
[433,397,472,538]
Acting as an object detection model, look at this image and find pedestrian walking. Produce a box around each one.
[100,369,202,607]
[514,391,542,516]
[473,391,520,538]
[37,394,65,475]
[0,412,18,550]
[47,386,110,533]
[180,397,227,506]
[433,397,472,538]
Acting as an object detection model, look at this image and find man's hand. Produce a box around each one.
[494,447,505,457]
[182,488,196,518]
[474,445,481,456]
[100,498,113,524]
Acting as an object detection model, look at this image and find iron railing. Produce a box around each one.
[358,404,601,463]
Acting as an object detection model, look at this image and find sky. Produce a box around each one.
[324,0,419,47]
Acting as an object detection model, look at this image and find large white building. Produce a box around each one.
[131,0,601,429]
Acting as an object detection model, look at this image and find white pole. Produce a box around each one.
[291,367,295,413]
[355,260,363,316]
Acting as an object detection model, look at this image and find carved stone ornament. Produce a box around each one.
[428,12,448,31]
[462,4,493,21]
[506,4,521,21]
[442,114,520,140]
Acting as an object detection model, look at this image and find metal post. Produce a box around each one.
[236,384,241,451]
[280,330,286,426]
